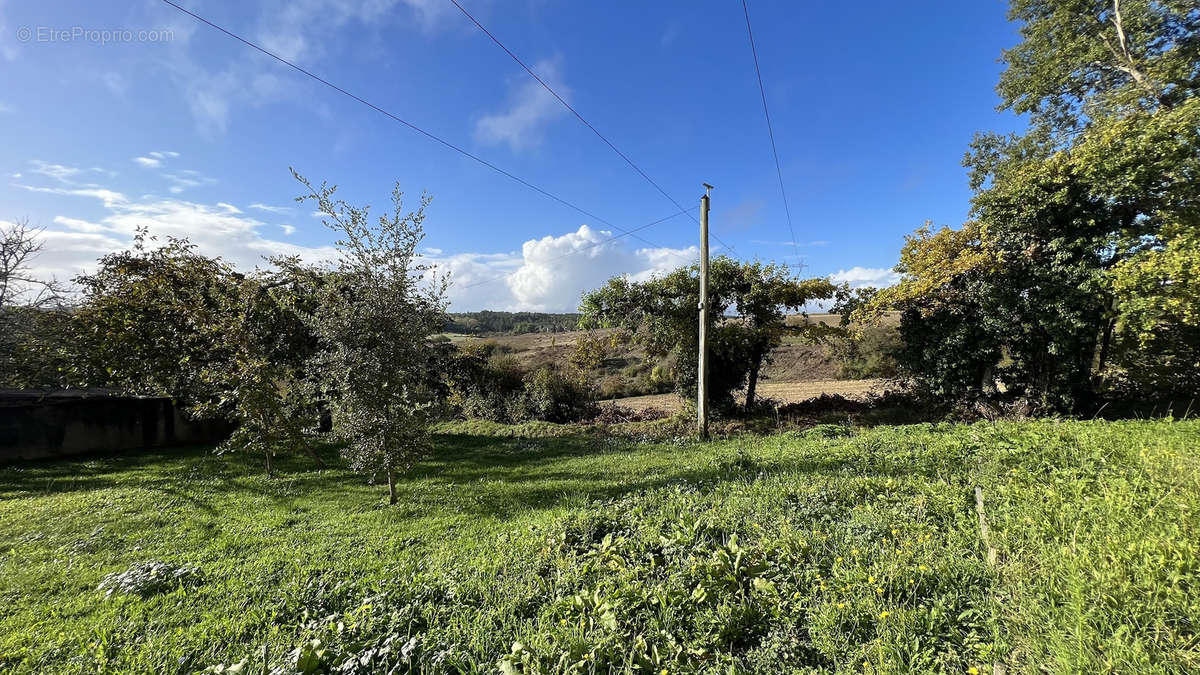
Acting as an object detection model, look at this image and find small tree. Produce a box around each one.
[292,170,447,504]
[193,270,320,477]
[0,219,71,388]
[580,257,834,412]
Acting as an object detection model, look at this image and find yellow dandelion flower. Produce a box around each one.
[879,610,890,619]
[968,668,979,675]
[837,602,845,609]
[868,575,875,583]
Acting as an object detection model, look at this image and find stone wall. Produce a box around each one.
[0,390,231,462]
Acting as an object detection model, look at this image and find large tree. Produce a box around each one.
[862,0,1199,409]
[72,229,240,402]
[580,257,835,411]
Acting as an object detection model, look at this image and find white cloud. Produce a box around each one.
[0,101,12,114]
[474,57,570,151]
[256,0,451,63]
[16,180,338,283]
[134,156,162,168]
[14,184,128,208]
[830,266,900,288]
[249,202,292,214]
[19,159,694,313]
[164,170,216,193]
[52,216,107,233]
[28,160,93,184]
[433,224,697,312]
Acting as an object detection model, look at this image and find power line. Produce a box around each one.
[457,206,697,291]
[448,0,739,255]
[157,0,664,250]
[740,0,801,265]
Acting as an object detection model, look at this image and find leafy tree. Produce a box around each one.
[72,229,240,402]
[580,257,835,411]
[861,1,1199,409]
[1107,222,1200,395]
[73,229,323,474]
[291,171,447,505]
[192,270,321,477]
[852,223,1005,399]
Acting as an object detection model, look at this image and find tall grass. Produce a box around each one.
[0,419,1195,673]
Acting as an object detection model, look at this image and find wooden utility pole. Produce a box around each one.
[698,184,712,439]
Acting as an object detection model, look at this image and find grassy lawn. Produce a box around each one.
[1,419,1197,673]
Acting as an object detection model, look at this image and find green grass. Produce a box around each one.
[1,419,1197,673]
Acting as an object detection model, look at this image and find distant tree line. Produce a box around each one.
[444,311,581,335]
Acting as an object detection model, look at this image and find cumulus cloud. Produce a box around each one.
[830,266,900,288]
[474,57,570,151]
[134,156,161,168]
[433,225,697,312]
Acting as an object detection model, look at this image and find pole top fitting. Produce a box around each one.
[702,183,714,196]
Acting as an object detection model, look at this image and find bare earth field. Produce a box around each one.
[603,378,887,412]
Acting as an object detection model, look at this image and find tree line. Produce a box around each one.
[848,0,1199,412]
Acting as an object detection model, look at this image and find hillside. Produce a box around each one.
[443,313,899,403]
[2,419,1196,672]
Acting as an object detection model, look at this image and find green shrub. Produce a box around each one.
[516,366,599,423]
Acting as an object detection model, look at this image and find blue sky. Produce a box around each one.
[0,0,1025,311]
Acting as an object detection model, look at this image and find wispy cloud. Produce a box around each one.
[0,101,12,114]
[163,169,216,194]
[21,178,337,282]
[249,202,292,214]
[134,156,162,168]
[27,160,110,185]
[474,57,570,152]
